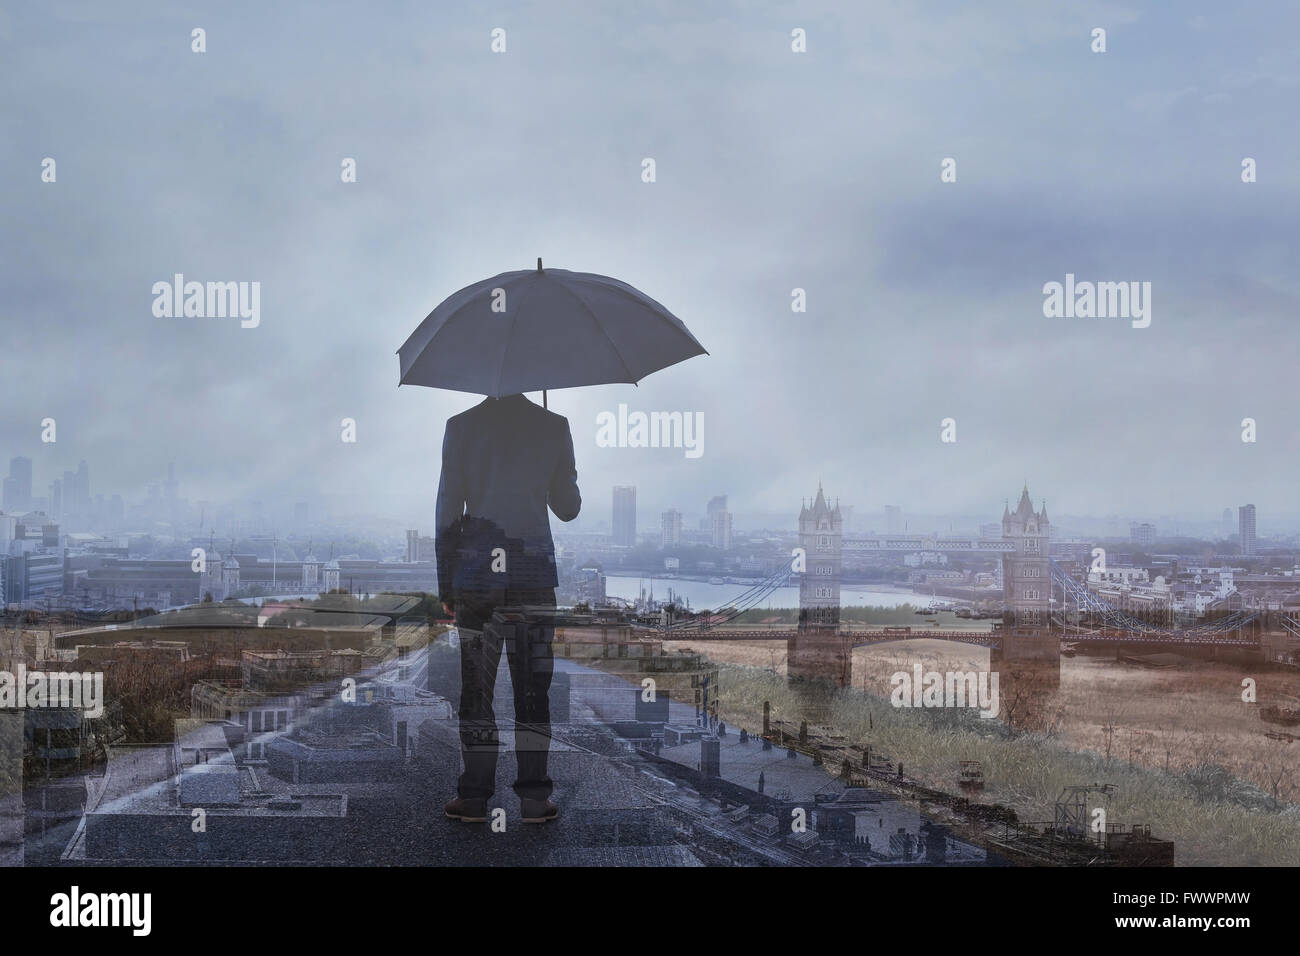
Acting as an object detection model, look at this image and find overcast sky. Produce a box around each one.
[4,1,1299,532]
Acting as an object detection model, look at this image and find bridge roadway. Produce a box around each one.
[639,626,1262,648]
[642,628,999,647]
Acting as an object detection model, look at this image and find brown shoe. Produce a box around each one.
[520,798,559,824]
[444,797,489,823]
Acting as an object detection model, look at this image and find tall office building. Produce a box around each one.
[1239,504,1257,556]
[403,530,434,562]
[1130,522,1156,549]
[710,510,733,550]
[660,508,682,548]
[13,457,32,509]
[57,462,91,519]
[885,505,903,534]
[163,461,179,501]
[612,486,636,547]
[62,470,77,516]
[706,494,731,550]
[76,460,90,513]
[3,457,32,512]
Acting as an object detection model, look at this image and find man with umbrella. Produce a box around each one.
[434,391,580,824]
[399,259,706,825]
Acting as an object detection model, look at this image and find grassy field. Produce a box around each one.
[681,637,1300,866]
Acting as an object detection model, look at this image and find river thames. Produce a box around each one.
[604,575,927,610]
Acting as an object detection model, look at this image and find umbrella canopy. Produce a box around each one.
[397,259,706,397]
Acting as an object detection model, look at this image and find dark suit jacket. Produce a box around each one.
[435,394,581,595]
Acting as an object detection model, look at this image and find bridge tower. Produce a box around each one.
[1001,484,1051,627]
[789,483,849,686]
[994,483,1061,710]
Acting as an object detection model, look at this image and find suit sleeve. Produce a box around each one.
[434,422,464,598]
[548,419,582,522]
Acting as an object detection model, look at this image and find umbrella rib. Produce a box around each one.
[559,280,639,385]
[495,274,547,397]
[578,275,709,356]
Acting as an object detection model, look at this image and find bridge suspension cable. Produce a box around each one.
[1049,559,1258,637]
[655,564,795,632]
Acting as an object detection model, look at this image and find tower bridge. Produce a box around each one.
[635,484,1266,691]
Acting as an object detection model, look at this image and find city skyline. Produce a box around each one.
[2,447,1294,544]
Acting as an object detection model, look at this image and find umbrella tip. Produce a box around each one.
[537,257,543,274]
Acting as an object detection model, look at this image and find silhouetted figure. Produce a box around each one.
[436,394,580,824]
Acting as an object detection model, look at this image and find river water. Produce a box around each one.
[604,575,925,610]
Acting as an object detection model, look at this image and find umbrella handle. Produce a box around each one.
[543,389,547,409]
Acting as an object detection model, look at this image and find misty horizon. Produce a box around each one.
[6,2,1300,523]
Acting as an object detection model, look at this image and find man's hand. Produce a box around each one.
[441,600,455,618]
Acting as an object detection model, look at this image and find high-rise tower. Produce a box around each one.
[1239,504,1257,556]
[612,486,636,547]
